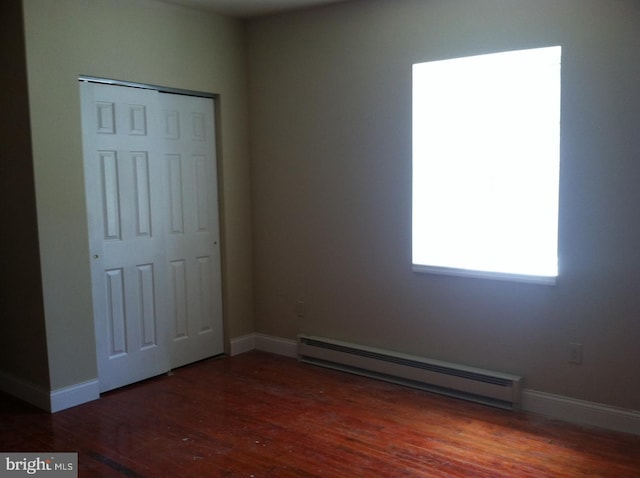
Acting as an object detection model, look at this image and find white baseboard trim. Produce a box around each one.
[50,379,100,413]
[254,334,298,357]
[522,389,640,436]
[229,334,258,356]
[229,333,298,358]
[0,370,100,413]
[0,370,51,411]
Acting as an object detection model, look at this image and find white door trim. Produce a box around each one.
[79,75,217,100]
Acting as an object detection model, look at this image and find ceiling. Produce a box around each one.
[159,0,345,18]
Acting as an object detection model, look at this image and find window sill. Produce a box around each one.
[412,264,557,286]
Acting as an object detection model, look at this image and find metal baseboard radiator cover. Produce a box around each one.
[298,335,523,410]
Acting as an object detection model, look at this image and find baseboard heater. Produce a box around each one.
[298,335,523,410]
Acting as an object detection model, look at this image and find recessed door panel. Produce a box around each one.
[194,155,210,232]
[129,104,147,136]
[137,263,157,350]
[169,259,188,340]
[99,151,121,241]
[105,268,126,358]
[167,154,184,234]
[196,256,214,333]
[96,102,115,134]
[132,152,152,237]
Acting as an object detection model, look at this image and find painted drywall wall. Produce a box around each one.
[0,0,50,390]
[22,0,253,391]
[248,0,640,410]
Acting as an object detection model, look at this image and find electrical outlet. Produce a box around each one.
[569,342,583,364]
[295,300,306,318]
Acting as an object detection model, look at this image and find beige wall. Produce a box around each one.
[248,0,640,410]
[14,0,640,415]
[22,0,254,391]
[0,0,50,390]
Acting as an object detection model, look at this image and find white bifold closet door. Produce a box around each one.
[81,81,223,393]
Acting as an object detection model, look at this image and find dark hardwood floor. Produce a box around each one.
[1,351,639,477]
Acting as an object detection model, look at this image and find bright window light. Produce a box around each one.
[412,46,561,284]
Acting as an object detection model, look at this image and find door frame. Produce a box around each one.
[79,75,218,100]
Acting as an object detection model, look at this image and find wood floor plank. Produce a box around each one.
[1,351,639,477]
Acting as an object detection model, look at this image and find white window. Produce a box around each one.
[412,46,561,284]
